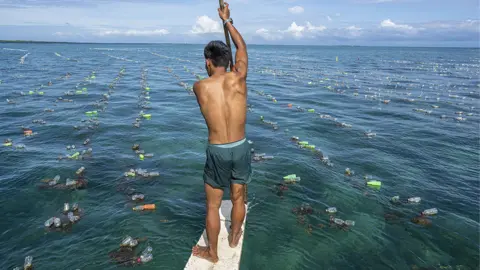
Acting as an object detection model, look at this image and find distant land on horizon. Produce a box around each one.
[0,40,478,49]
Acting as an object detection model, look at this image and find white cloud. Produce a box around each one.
[327,16,332,22]
[255,28,282,41]
[306,22,327,32]
[95,29,169,37]
[380,19,418,33]
[288,6,304,14]
[346,25,362,31]
[190,15,223,34]
[285,22,305,37]
[345,25,363,37]
[335,13,341,17]
[282,21,326,38]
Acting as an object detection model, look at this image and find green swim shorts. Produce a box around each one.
[203,138,252,189]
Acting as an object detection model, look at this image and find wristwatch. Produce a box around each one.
[224,18,233,26]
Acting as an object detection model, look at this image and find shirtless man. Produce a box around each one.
[191,2,251,263]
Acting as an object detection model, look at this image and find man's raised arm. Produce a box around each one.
[218,2,248,79]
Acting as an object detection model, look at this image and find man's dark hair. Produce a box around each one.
[204,40,231,70]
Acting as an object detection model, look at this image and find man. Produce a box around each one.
[191,2,251,264]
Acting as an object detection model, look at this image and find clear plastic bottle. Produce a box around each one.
[83,138,90,145]
[65,178,77,186]
[140,253,153,263]
[135,150,145,154]
[50,175,60,186]
[44,217,54,227]
[422,208,438,216]
[333,218,345,226]
[408,197,421,203]
[53,217,61,228]
[63,203,70,213]
[121,236,138,247]
[24,256,33,269]
[68,212,80,223]
[148,172,160,177]
[326,207,337,214]
[132,194,145,201]
[144,153,154,158]
[262,155,274,160]
[76,167,85,175]
[72,203,79,212]
[142,245,153,256]
[391,196,400,203]
[345,220,355,226]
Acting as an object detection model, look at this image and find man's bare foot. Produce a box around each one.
[192,245,219,263]
[228,230,243,248]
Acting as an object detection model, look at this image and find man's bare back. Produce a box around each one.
[194,72,247,144]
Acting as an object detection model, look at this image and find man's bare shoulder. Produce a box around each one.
[193,79,208,93]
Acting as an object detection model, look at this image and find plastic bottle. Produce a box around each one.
[135,150,145,154]
[391,196,400,203]
[148,172,160,177]
[53,217,61,228]
[121,236,138,247]
[44,217,54,227]
[68,212,79,223]
[50,175,60,186]
[76,167,85,175]
[65,178,77,186]
[284,177,301,184]
[140,253,153,263]
[72,203,79,212]
[408,197,421,203]
[63,203,70,213]
[24,256,33,269]
[142,245,153,256]
[333,218,345,226]
[422,208,438,216]
[83,138,90,145]
[144,153,154,158]
[345,220,355,226]
[133,204,156,211]
[132,194,145,201]
[326,207,337,214]
[262,155,274,160]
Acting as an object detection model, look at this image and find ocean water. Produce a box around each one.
[0,43,479,270]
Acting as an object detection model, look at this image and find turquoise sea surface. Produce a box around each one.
[0,44,479,270]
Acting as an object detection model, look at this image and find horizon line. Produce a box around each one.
[0,40,478,49]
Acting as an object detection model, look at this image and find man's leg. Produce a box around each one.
[192,183,223,263]
[229,183,245,248]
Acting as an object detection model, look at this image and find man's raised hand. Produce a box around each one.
[218,2,230,21]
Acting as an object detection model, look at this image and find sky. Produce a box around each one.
[0,0,478,47]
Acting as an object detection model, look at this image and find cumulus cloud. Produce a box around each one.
[95,29,169,36]
[255,28,283,41]
[256,21,327,40]
[344,26,363,37]
[380,19,418,33]
[288,6,304,14]
[190,15,222,34]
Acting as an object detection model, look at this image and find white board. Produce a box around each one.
[184,200,248,270]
